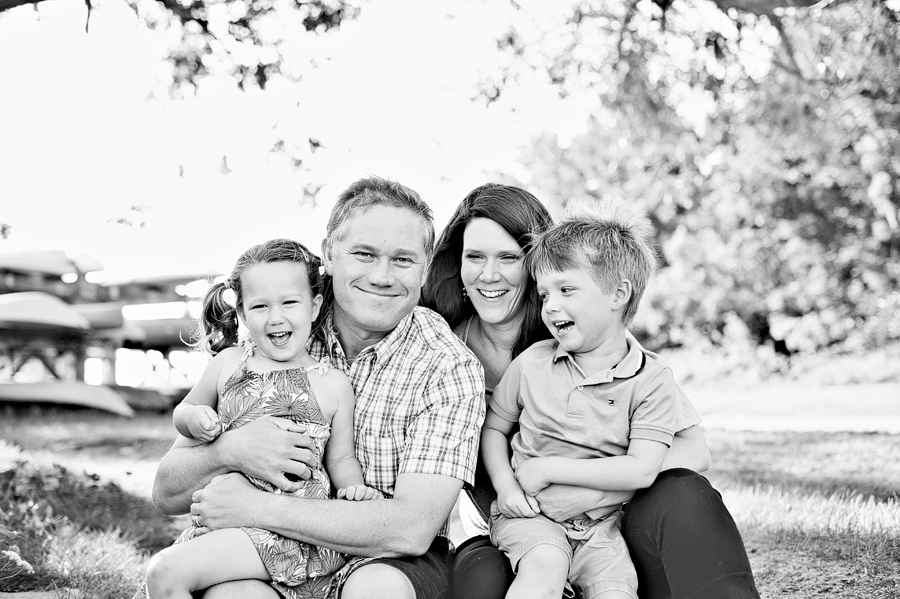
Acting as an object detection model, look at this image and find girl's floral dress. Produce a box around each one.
[173,346,344,599]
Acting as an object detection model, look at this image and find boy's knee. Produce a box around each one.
[518,543,570,572]
[340,563,415,599]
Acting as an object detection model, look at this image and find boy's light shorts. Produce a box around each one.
[489,502,638,599]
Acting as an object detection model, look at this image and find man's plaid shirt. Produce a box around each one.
[309,306,486,498]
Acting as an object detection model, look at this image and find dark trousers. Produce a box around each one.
[449,469,759,599]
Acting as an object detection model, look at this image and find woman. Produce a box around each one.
[422,183,760,599]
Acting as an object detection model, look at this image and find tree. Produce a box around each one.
[489,0,900,356]
[0,0,358,91]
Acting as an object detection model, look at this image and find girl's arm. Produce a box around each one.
[322,373,370,494]
[172,352,225,441]
[515,438,669,496]
[481,409,539,517]
[661,425,711,472]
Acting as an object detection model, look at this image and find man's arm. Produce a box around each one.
[191,471,462,556]
[152,416,315,515]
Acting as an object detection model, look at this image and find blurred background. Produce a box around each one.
[1,0,899,412]
[1,2,899,597]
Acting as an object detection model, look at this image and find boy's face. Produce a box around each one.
[536,265,625,356]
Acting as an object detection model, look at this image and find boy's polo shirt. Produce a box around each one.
[490,337,680,475]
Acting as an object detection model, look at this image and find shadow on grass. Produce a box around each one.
[706,430,900,502]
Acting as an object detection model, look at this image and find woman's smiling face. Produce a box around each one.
[460,217,529,327]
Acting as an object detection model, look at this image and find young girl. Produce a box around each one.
[138,238,379,599]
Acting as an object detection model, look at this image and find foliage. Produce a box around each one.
[492,0,900,359]
[121,0,360,93]
[0,459,176,591]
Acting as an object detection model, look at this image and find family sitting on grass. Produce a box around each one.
[140,177,761,599]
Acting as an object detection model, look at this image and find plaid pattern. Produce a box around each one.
[309,306,485,498]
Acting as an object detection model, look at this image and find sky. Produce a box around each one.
[0,0,591,279]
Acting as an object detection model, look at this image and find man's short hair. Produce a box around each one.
[526,198,658,326]
[324,176,435,260]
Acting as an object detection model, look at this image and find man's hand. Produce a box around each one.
[514,457,552,497]
[190,472,260,532]
[220,416,316,493]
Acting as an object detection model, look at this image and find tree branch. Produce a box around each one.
[0,0,51,13]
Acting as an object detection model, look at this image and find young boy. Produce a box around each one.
[481,198,678,599]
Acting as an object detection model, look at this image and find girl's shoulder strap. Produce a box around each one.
[236,342,255,370]
[305,360,330,377]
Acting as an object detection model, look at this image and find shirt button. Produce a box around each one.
[577,386,584,391]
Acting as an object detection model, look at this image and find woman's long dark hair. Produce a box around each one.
[422,183,554,358]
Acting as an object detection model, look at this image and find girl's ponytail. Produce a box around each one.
[192,281,240,355]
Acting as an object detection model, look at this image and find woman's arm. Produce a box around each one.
[661,425,711,473]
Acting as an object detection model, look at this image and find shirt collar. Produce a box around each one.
[553,335,645,380]
[320,309,416,366]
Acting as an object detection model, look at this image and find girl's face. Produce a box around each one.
[239,261,322,364]
[460,217,529,328]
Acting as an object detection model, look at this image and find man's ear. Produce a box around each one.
[612,279,633,311]
[321,239,334,276]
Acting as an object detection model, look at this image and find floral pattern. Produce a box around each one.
[173,350,343,599]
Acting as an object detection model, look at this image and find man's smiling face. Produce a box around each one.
[323,204,430,339]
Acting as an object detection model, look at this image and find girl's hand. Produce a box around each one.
[496,483,540,518]
[187,405,222,442]
[515,457,552,497]
[336,484,381,501]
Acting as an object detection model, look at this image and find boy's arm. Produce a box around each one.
[481,409,538,517]
[663,424,711,472]
[516,438,669,495]
[534,485,634,522]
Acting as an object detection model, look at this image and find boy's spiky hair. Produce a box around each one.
[525,197,658,325]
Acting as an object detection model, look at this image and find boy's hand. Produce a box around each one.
[515,457,552,496]
[337,484,381,501]
[496,483,540,518]
[187,405,222,442]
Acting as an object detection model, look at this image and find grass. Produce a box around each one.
[1,403,899,598]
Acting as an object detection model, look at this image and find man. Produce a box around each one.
[151,177,486,599]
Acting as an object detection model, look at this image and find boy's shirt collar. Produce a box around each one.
[552,334,645,382]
